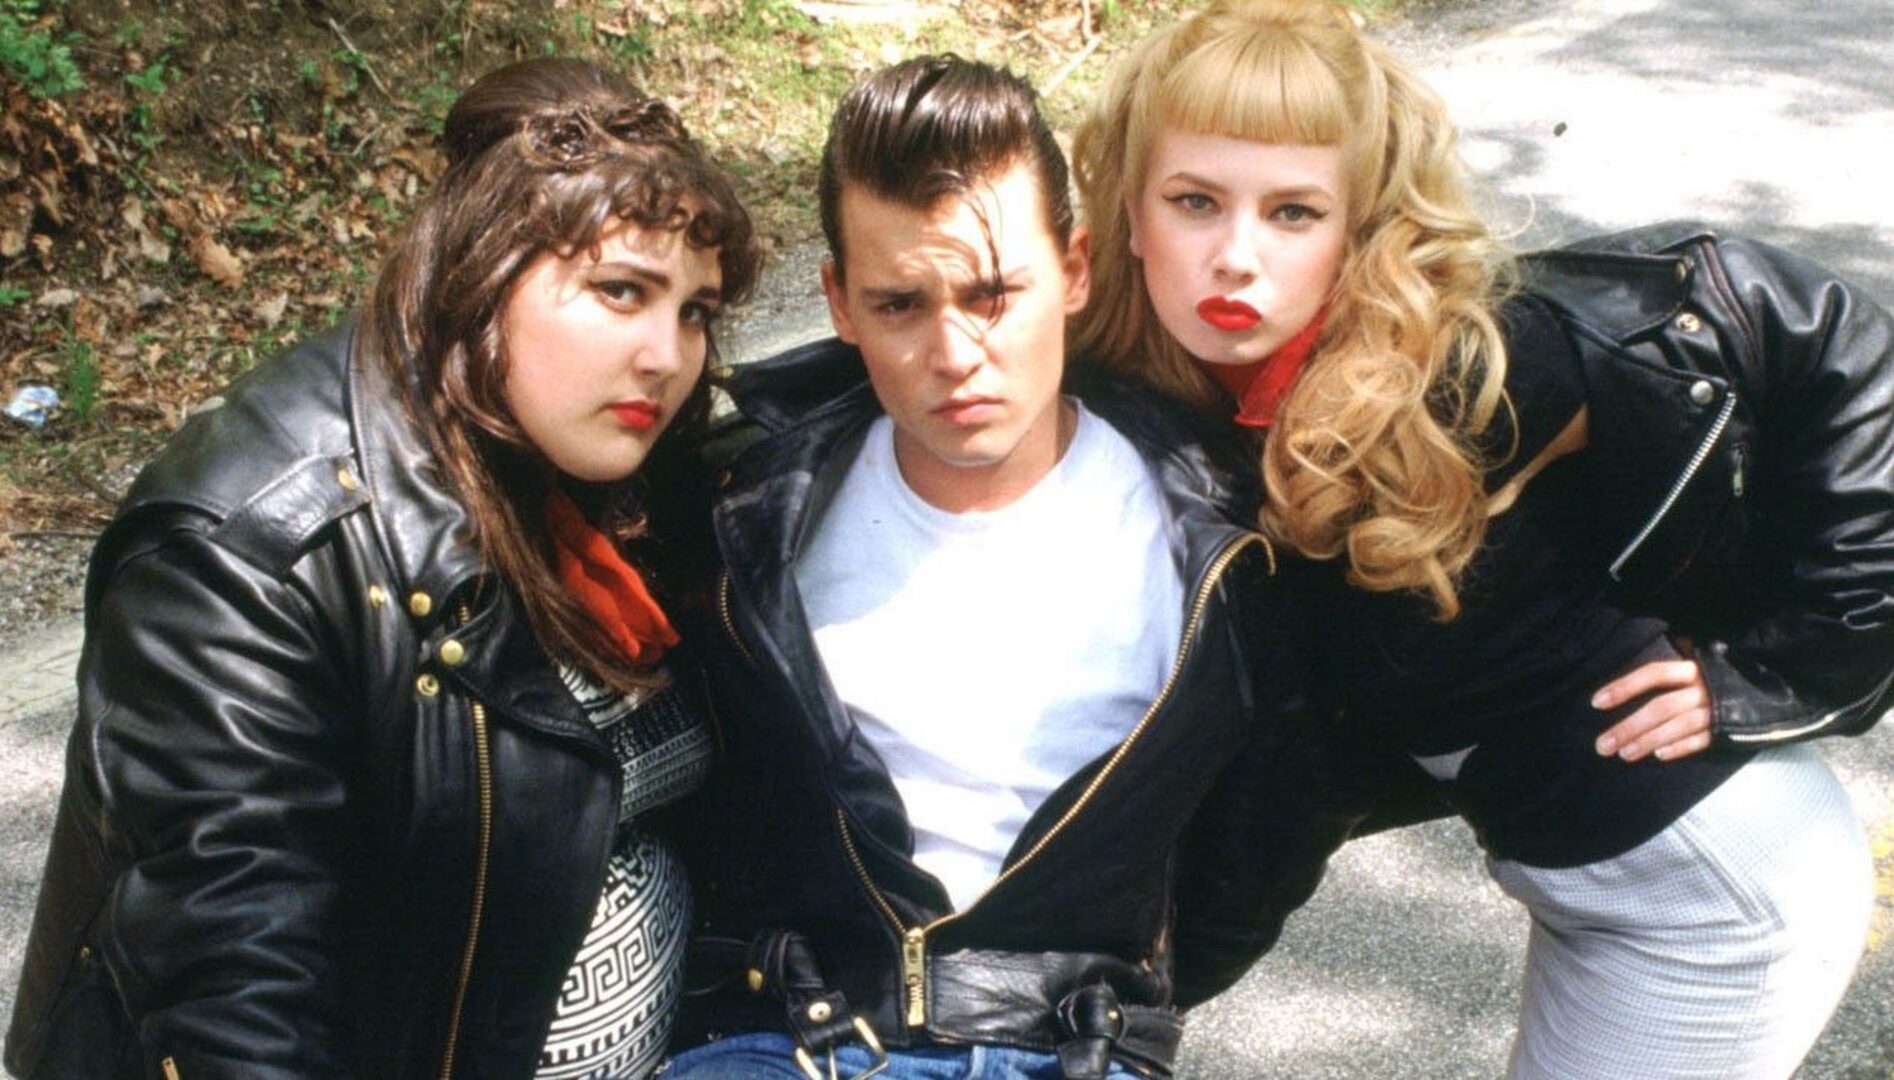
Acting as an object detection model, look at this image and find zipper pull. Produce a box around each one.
[161,1058,182,1080]
[902,927,927,1028]
[1731,443,1746,497]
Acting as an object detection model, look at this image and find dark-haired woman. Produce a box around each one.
[5,58,759,1080]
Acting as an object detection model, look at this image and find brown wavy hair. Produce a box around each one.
[1071,0,1513,618]
[360,57,760,691]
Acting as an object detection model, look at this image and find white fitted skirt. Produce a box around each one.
[1486,744,1871,1080]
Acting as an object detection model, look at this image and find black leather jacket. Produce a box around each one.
[673,341,1363,1079]
[6,326,636,1079]
[1523,222,1894,746]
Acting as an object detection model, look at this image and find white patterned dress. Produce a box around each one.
[535,669,713,1080]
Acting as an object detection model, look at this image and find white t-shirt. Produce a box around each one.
[792,402,1186,911]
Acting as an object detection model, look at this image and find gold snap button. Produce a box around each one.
[746,968,766,994]
[77,945,93,962]
[439,639,466,667]
[409,591,433,618]
[336,467,359,491]
[1674,258,1690,282]
[1675,311,1703,333]
[416,673,441,697]
[1688,379,1716,406]
[807,1001,833,1023]
[715,469,733,490]
[367,584,387,608]
[1107,1007,1121,1022]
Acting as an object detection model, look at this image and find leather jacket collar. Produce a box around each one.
[346,322,488,621]
[1523,220,1709,341]
[345,323,604,751]
[719,336,1258,576]
[714,337,1261,868]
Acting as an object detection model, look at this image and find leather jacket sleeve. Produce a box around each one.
[82,514,358,1078]
[1693,238,1894,746]
[1168,562,1366,1007]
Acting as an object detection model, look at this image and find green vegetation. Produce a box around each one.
[0,0,1412,532]
[57,332,98,425]
[0,0,83,98]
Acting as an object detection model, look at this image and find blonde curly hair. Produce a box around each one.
[1071,0,1514,618]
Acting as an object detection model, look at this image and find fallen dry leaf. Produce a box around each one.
[189,234,246,288]
[252,291,289,328]
[28,173,65,226]
[71,297,109,343]
[137,232,171,264]
[390,144,446,184]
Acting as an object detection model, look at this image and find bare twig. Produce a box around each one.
[4,530,102,542]
[326,17,393,99]
[1042,35,1104,99]
[1025,26,1063,55]
[68,469,125,506]
[352,119,400,160]
[86,127,166,204]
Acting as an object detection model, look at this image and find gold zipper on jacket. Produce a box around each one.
[439,603,493,1080]
[831,532,1269,1032]
[833,809,924,1025]
[717,572,760,669]
[161,1057,181,1080]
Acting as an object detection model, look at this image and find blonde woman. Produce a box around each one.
[1073,2,1891,1076]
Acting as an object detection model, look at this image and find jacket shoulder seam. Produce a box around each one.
[207,453,370,577]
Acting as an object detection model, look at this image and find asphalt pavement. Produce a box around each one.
[3,0,1891,1075]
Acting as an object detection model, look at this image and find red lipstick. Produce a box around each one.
[610,401,662,431]
[1197,296,1262,332]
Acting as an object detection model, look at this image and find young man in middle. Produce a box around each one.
[667,55,1362,1080]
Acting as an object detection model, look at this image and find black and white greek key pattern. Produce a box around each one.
[557,666,714,823]
[535,830,690,1080]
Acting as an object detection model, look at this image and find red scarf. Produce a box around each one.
[1196,306,1329,429]
[545,490,679,666]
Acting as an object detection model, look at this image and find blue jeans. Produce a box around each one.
[662,1031,1142,1079]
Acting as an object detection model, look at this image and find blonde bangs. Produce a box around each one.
[1155,31,1351,149]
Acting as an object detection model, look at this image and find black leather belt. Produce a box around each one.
[745,929,890,1080]
[927,950,1182,1079]
[711,932,1182,1079]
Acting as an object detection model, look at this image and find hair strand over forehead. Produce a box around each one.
[817,54,1074,285]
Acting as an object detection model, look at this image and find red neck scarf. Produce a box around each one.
[545,490,679,666]
[1196,305,1329,429]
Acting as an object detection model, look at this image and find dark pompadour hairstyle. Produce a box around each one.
[817,54,1075,282]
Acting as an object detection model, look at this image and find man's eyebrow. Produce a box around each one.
[860,285,922,302]
[962,265,1031,292]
